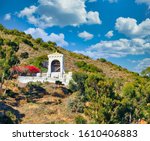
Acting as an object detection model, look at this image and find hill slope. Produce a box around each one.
[0,24,139,80]
[0,24,150,124]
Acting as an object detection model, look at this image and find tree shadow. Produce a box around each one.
[0,102,24,124]
[52,92,65,98]
[2,89,26,107]
[61,87,71,95]
[25,84,48,103]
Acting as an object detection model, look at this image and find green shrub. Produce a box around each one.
[26,34,32,39]
[55,80,62,85]
[9,29,23,36]
[75,61,102,73]
[0,24,5,31]
[75,115,87,124]
[0,38,4,46]
[98,58,107,62]
[71,72,88,95]
[69,52,90,59]
[41,42,49,48]
[5,40,19,52]
[0,110,17,124]
[22,38,33,47]
[69,80,78,92]
[0,49,6,58]
[141,67,150,77]
[29,55,48,71]
[48,41,57,47]
[5,110,17,123]
[6,89,17,98]
[122,83,136,98]
[35,38,43,44]
[20,52,29,59]
[8,55,20,66]
[67,97,84,113]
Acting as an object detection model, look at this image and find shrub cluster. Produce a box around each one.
[69,72,150,124]
[75,61,102,73]
[20,52,29,59]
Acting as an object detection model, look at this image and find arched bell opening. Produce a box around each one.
[51,60,60,72]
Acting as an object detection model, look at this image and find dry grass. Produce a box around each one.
[1,80,80,124]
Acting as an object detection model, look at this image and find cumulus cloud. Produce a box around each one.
[136,58,150,72]
[4,13,11,21]
[115,17,150,38]
[25,28,68,47]
[18,6,37,17]
[18,0,101,28]
[78,31,94,41]
[135,0,150,8]
[75,38,150,58]
[105,30,114,38]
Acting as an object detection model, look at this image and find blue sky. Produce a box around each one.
[0,0,150,73]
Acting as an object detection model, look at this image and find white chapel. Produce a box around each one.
[18,52,72,86]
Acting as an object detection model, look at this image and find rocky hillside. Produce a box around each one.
[0,24,150,124]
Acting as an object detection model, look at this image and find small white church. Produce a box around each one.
[18,52,72,86]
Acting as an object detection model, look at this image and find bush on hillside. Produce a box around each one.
[5,40,19,52]
[70,72,150,123]
[8,55,20,66]
[75,115,87,124]
[98,58,107,62]
[20,52,29,59]
[67,97,84,113]
[30,55,48,71]
[47,41,57,47]
[141,67,150,77]
[0,110,17,124]
[22,38,33,47]
[41,42,49,48]
[35,38,43,44]
[0,38,4,46]
[0,24,5,31]
[75,61,102,73]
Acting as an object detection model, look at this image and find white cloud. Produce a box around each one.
[135,0,150,8]
[115,17,150,38]
[88,0,97,2]
[87,11,101,24]
[74,38,150,58]
[18,5,38,26]
[25,28,68,47]
[104,0,118,3]
[18,6,37,17]
[105,30,114,38]
[4,13,11,21]
[78,31,94,41]
[89,0,118,2]
[136,58,150,72]
[18,0,101,28]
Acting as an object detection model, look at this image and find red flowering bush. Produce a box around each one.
[25,66,40,73]
[11,65,40,76]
